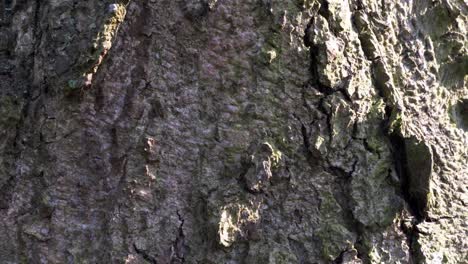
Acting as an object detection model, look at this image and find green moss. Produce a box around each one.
[260,47,277,64]
[388,109,403,134]
[404,138,433,218]
[67,79,79,89]
[298,0,317,10]
[368,99,386,119]
[256,18,283,65]
[64,3,129,93]
[316,189,356,260]
[261,131,296,157]
[427,191,436,208]
[366,136,386,153]
[263,142,282,168]
[379,203,400,227]
[317,223,354,260]
[269,249,298,264]
[368,246,380,262]
[0,96,21,126]
[420,3,454,38]
[259,41,281,66]
[224,146,245,165]
[319,190,338,215]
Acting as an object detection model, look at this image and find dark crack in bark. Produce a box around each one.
[171,210,186,263]
[134,243,158,264]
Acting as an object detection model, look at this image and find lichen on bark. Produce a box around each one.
[0,0,466,263]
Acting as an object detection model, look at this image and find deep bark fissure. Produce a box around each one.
[350,7,430,262]
[133,243,158,264]
[327,164,369,263]
[387,120,425,264]
[237,155,263,195]
[172,210,186,263]
[400,216,422,264]
[298,92,368,263]
[303,13,370,262]
[388,134,421,220]
[332,250,345,264]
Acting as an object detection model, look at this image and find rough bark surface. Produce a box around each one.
[0,0,467,263]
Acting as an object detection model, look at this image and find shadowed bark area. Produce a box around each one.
[0,0,466,263]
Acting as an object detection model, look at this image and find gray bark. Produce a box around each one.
[0,0,467,263]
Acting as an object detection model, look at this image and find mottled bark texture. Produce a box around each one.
[0,0,467,263]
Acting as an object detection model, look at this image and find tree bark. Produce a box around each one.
[0,0,467,263]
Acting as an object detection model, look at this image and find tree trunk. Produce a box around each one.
[0,0,466,263]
